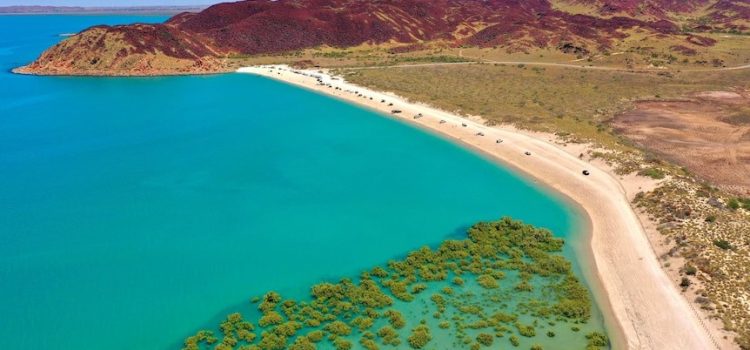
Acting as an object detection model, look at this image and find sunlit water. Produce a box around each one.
[0,15,608,349]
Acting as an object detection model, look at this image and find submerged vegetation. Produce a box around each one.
[183,218,607,350]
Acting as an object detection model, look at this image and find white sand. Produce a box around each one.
[237,65,719,349]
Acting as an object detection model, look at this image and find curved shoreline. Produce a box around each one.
[461,145,626,348]
[237,65,718,349]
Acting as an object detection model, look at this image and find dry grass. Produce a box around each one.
[225,43,473,70]
[224,30,750,72]
[222,27,750,72]
[341,63,750,148]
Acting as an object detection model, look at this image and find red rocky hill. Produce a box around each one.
[16,0,750,76]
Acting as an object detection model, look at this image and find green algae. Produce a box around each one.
[183,218,608,350]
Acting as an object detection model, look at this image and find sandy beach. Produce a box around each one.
[237,65,720,349]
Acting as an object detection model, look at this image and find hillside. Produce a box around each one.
[562,0,750,29]
[15,0,750,76]
[0,5,206,14]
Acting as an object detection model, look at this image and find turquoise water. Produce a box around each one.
[0,16,606,349]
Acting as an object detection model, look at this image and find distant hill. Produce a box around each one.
[0,5,206,14]
[15,0,750,76]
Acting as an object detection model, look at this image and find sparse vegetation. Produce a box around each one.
[344,64,750,148]
[634,177,750,348]
[639,167,666,180]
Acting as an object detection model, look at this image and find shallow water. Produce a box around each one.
[0,15,608,349]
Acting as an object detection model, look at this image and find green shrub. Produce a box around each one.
[407,325,432,349]
[476,333,493,346]
[274,321,301,337]
[352,316,374,331]
[370,266,388,278]
[333,338,352,350]
[508,335,520,347]
[411,283,427,294]
[376,326,400,346]
[307,330,323,343]
[585,332,609,349]
[491,311,518,324]
[258,331,286,350]
[289,336,315,350]
[384,310,406,329]
[515,280,533,292]
[728,198,741,210]
[325,321,352,336]
[258,312,283,327]
[359,337,378,350]
[713,239,733,250]
[477,274,499,289]
[515,322,536,337]
[258,291,282,313]
[638,167,666,179]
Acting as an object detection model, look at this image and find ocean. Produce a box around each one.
[0,15,608,349]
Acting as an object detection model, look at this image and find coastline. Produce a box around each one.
[237,65,720,349]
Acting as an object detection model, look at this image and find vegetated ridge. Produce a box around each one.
[15,0,750,76]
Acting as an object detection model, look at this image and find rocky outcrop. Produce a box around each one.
[17,0,746,76]
[14,24,226,76]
